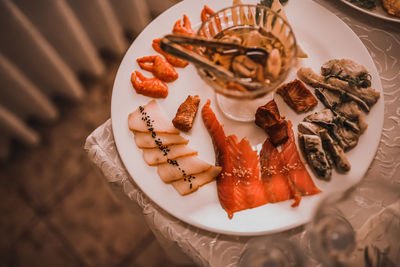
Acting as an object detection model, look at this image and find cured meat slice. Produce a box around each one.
[157,156,212,183]
[142,144,197,166]
[276,79,318,112]
[171,166,222,196]
[134,132,188,148]
[128,100,179,134]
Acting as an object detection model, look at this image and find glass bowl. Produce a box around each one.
[195,4,298,121]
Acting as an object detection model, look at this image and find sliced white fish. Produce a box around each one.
[128,100,179,134]
[157,156,213,183]
[172,166,222,196]
[142,144,197,166]
[134,132,188,148]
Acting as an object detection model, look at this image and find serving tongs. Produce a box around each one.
[159,34,269,91]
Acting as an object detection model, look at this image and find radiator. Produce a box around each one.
[0,0,179,160]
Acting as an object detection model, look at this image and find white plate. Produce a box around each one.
[111,0,384,236]
[340,0,400,23]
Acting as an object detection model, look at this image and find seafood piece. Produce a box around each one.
[137,55,178,82]
[157,156,213,183]
[172,95,200,132]
[299,133,332,181]
[172,14,195,36]
[201,5,215,22]
[141,144,197,166]
[297,67,379,110]
[320,129,351,173]
[130,71,168,99]
[134,132,188,148]
[260,138,293,203]
[231,55,264,82]
[128,100,179,134]
[382,0,400,17]
[265,48,282,79]
[152,38,189,68]
[202,100,267,218]
[171,166,222,196]
[277,79,318,113]
[304,109,360,151]
[255,100,288,146]
[281,121,321,203]
[298,121,323,136]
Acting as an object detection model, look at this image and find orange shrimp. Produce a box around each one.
[136,55,178,82]
[131,71,168,98]
[172,14,196,36]
[152,38,189,68]
[201,5,222,36]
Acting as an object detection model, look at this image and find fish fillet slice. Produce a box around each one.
[128,100,179,134]
[281,121,321,204]
[134,132,188,148]
[157,156,212,183]
[142,144,197,166]
[260,138,293,203]
[202,100,267,218]
[171,166,222,196]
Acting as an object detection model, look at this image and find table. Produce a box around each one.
[84,1,400,266]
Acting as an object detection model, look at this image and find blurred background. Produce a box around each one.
[0,0,191,266]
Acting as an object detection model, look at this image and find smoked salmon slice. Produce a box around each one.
[281,121,321,204]
[202,100,267,218]
[260,139,292,203]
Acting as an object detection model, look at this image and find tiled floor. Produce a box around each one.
[0,59,186,267]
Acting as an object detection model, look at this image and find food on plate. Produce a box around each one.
[128,100,179,134]
[130,71,169,98]
[295,59,378,178]
[202,99,268,219]
[172,14,196,37]
[137,55,178,82]
[298,132,332,181]
[141,144,198,166]
[258,0,307,58]
[204,26,285,88]
[280,121,321,204]
[260,138,294,203]
[172,14,196,51]
[171,166,222,195]
[129,100,220,194]
[297,59,380,110]
[319,129,351,173]
[152,38,189,68]
[134,132,188,148]
[276,79,318,112]
[255,100,288,146]
[304,109,360,151]
[172,95,200,132]
[157,155,215,183]
[382,0,400,17]
[201,5,215,22]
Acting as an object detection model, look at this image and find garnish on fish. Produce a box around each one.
[134,132,188,148]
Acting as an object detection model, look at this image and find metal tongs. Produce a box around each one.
[159,34,269,91]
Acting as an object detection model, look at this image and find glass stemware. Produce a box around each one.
[195,4,298,121]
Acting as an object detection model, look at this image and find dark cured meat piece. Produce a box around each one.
[277,79,318,112]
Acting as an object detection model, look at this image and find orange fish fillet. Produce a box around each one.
[281,121,321,206]
[202,100,267,218]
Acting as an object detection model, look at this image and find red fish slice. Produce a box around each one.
[281,121,321,206]
[202,100,267,218]
[260,138,292,203]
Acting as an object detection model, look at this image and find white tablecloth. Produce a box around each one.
[84,1,400,266]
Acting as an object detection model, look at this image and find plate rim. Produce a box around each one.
[339,0,400,23]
